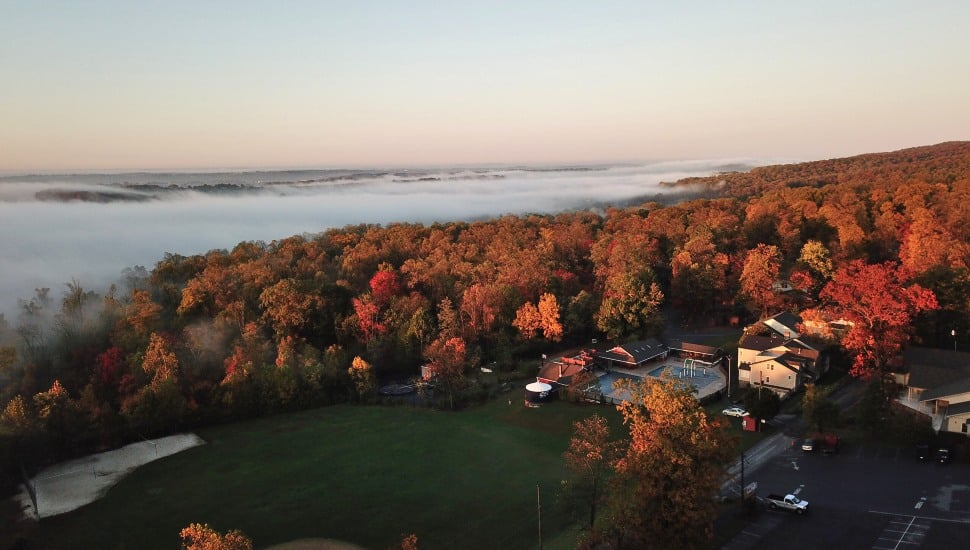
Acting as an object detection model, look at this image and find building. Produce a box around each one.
[895,347,970,434]
[736,312,828,397]
[664,339,723,366]
[537,349,595,388]
[595,339,667,370]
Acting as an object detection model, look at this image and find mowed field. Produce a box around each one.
[37,396,621,550]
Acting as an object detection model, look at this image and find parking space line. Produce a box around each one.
[869,510,970,525]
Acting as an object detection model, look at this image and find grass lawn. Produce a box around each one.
[37,397,622,550]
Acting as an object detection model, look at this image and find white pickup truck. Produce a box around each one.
[764,493,809,514]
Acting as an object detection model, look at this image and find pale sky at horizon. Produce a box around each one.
[2,1,969,172]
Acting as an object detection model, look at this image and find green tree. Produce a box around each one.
[802,383,839,433]
[799,240,835,280]
[856,379,891,433]
[742,387,781,420]
[121,377,186,436]
[595,271,664,340]
[563,415,616,530]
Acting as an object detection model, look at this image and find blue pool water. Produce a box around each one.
[596,371,642,394]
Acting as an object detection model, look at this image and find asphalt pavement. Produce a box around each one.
[721,377,867,496]
[718,377,970,549]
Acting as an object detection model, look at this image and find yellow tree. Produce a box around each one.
[348,356,376,402]
[125,289,163,339]
[739,244,782,318]
[594,376,735,549]
[143,333,179,389]
[513,301,542,339]
[180,523,252,550]
[537,293,563,341]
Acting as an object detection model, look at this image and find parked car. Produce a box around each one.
[722,407,748,417]
[916,443,930,461]
[936,447,951,464]
[819,433,840,454]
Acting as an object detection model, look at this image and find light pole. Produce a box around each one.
[953,329,957,351]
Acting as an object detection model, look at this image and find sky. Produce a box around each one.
[2,1,968,172]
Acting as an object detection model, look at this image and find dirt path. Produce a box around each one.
[14,433,204,519]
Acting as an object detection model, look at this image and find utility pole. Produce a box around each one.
[537,483,542,550]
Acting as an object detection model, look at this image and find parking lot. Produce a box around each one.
[721,442,970,549]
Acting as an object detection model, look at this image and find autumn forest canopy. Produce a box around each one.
[2,141,970,488]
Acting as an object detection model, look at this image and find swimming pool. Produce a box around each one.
[595,371,642,394]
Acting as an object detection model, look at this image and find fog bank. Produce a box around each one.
[0,160,757,319]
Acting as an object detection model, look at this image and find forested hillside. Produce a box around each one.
[2,142,969,489]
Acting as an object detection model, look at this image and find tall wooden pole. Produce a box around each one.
[537,483,542,550]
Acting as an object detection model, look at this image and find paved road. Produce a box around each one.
[721,443,970,549]
[718,374,970,550]
[721,378,866,497]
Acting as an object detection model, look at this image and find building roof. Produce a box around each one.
[738,333,819,358]
[785,339,820,359]
[919,377,970,402]
[904,347,970,371]
[664,340,722,358]
[749,353,809,375]
[945,401,970,416]
[739,333,787,352]
[537,361,588,386]
[908,362,970,391]
[764,311,802,338]
[597,339,666,365]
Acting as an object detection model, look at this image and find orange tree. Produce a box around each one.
[587,376,735,549]
[819,260,938,380]
[180,523,252,550]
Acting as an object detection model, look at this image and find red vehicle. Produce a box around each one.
[818,433,840,454]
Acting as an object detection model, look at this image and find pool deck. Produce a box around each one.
[595,357,726,403]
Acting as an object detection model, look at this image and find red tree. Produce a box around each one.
[820,260,938,379]
[370,269,402,306]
